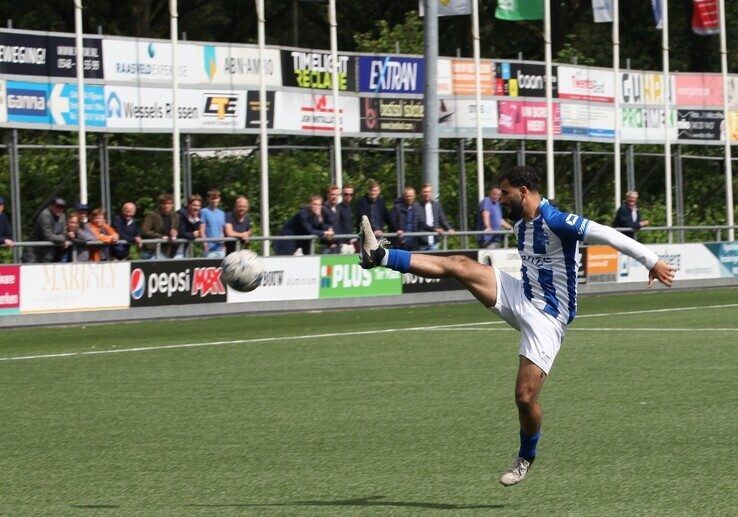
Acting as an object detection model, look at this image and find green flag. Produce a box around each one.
[495,0,544,20]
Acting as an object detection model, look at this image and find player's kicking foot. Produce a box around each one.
[358,215,388,269]
[499,457,533,486]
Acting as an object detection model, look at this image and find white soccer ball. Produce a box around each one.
[221,250,265,292]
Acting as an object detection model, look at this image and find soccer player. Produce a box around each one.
[358,165,676,486]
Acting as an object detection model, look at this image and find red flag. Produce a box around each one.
[692,0,719,35]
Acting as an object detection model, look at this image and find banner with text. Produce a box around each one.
[319,255,401,298]
[281,49,356,91]
[274,91,359,135]
[227,256,319,302]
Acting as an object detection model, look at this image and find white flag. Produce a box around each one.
[419,0,472,17]
[592,0,613,23]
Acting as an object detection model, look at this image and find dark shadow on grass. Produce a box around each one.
[185,495,505,510]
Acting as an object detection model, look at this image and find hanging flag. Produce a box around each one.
[419,0,472,17]
[651,0,663,29]
[495,0,544,21]
[592,0,613,23]
[691,0,719,35]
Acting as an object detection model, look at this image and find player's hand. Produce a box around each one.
[648,260,676,288]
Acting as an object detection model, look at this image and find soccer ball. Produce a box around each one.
[221,250,264,292]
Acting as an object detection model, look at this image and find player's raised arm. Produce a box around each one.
[584,221,677,287]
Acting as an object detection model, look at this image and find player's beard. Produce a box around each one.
[506,197,524,220]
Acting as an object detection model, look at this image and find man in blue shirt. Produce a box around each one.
[359,165,676,487]
[390,186,421,251]
[200,188,227,258]
[477,185,512,248]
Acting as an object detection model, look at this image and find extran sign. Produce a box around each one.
[358,56,424,94]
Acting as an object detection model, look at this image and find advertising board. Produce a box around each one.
[104,86,245,131]
[557,65,614,103]
[478,249,522,279]
[620,107,677,142]
[227,256,319,302]
[619,71,674,105]
[202,45,281,86]
[20,262,129,313]
[560,103,614,138]
[618,243,723,283]
[358,55,424,94]
[129,259,226,307]
[673,73,723,107]
[438,98,498,137]
[0,31,103,79]
[274,91,359,134]
[0,265,20,315]
[402,251,477,293]
[360,97,424,133]
[585,245,618,282]
[281,49,356,91]
[676,109,722,141]
[498,101,561,136]
[705,241,738,277]
[450,59,495,95]
[245,90,275,129]
[319,255,401,298]
[495,62,557,98]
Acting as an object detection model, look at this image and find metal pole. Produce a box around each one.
[422,0,439,196]
[719,0,735,241]
[674,144,685,242]
[74,0,88,205]
[396,139,405,197]
[613,0,621,210]
[257,0,271,256]
[183,135,192,200]
[573,142,583,216]
[328,142,335,185]
[170,0,181,210]
[99,134,111,222]
[328,0,342,189]
[471,0,484,202]
[544,0,555,199]
[661,0,673,242]
[458,139,469,249]
[626,144,636,191]
[9,130,21,263]
[517,140,526,166]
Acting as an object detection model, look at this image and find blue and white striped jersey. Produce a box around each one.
[515,198,590,325]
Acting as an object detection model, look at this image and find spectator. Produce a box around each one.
[74,203,89,226]
[200,188,227,258]
[321,185,342,253]
[390,186,422,251]
[613,190,650,240]
[141,194,180,259]
[177,194,203,258]
[87,209,119,262]
[111,202,142,260]
[0,196,13,248]
[477,185,512,249]
[29,197,68,262]
[336,185,357,252]
[417,183,454,250]
[224,196,252,255]
[60,213,94,262]
[357,181,390,237]
[274,195,333,256]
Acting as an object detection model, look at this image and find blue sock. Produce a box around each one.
[385,249,412,273]
[518,429,541,461]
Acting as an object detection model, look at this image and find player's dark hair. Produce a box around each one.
[498,166,540,192]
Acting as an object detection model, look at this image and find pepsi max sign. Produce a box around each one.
[130,260,227,307]
[358,56,424,94]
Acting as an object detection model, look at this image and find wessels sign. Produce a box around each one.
[129,259,226,307]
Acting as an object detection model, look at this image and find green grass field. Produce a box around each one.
[1,287,737,515]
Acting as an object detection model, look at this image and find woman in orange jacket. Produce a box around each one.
[87,208,119,261]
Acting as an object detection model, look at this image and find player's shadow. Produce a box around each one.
[186,495,505,510]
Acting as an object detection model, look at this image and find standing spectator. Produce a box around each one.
[274,195,333,256]
[418,183,454,250]
[30,197,68,262]
[0,196,13,248]
[357,181,390,237]
[87,209,119,262]
[60,213,94,262]
[141,194,180,259]
[200,188,227,258]
[335,185,357,251]
[613,190,650,240]
[390,186,422,251]
[477,185,512,249]
[224,196,252,255]
[111,202,142,260]
[321,185,341,252]
[177,194,203,258]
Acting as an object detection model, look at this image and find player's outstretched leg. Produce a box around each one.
[359,216,497,307]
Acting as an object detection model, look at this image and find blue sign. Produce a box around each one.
[48,84,106,127]
[6,81,51,124]
[358,56,425,94]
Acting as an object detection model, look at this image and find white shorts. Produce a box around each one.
[489,267,566,375]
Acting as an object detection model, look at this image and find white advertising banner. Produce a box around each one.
[104,85,245,131]
[201,44,282,86]
[20,262,130,313]
[620,107,677,142]
[437,58,452,95]
[619,71,675,105]
[439,98,498,137]
[102,39,202,84]
[557,65,614,103]
[274,91,359,134]
[560,103,614,138]
[618,243,723,283]
[478,249,522,279]
[227,256,319,303]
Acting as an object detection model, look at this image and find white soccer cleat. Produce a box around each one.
[358,215,387,269]
[499,457,532,487]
